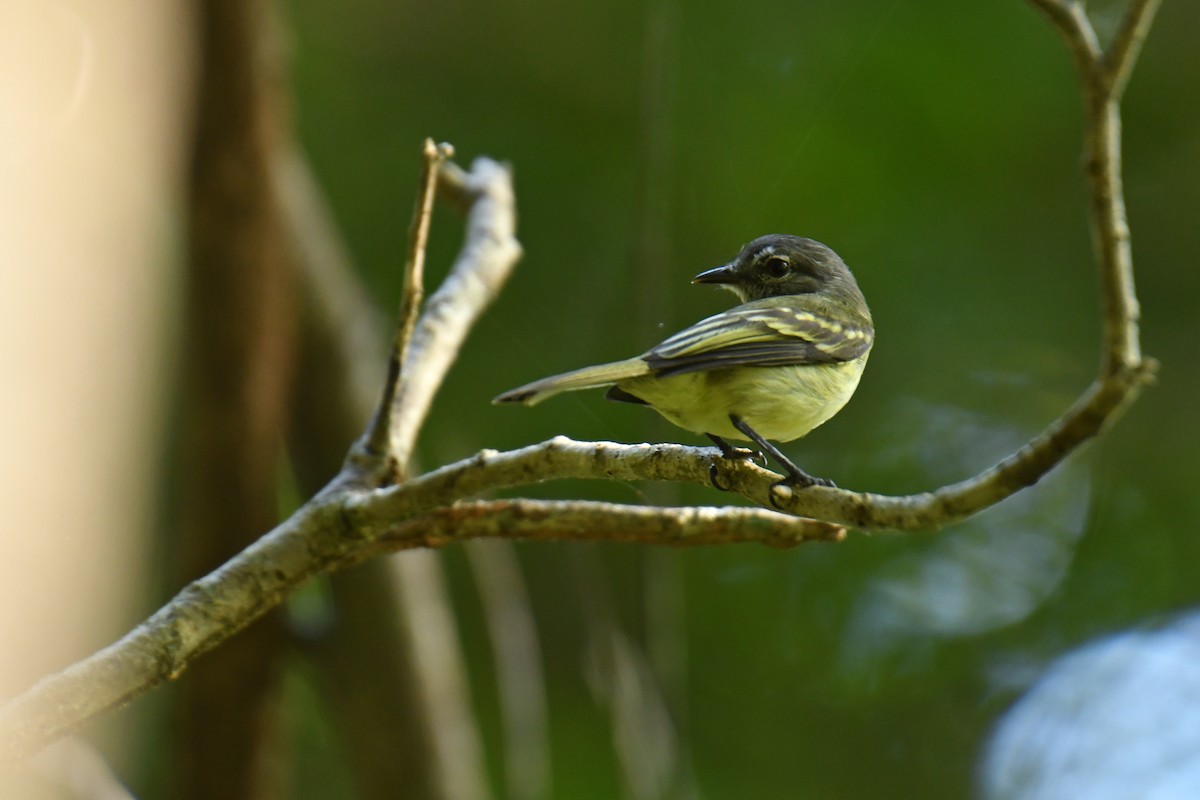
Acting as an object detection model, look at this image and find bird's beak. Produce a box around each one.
[692,263,738,285]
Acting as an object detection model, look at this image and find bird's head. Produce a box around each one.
[693,234,867,312]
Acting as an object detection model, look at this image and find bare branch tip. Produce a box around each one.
[1138,356,1160,384]
[421,137,454,164]
[807,524,849,545]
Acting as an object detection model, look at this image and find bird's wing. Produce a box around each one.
[644,302,873,377]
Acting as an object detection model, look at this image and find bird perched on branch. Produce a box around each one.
[494,234,873,489]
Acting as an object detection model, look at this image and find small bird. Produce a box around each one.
[494,234,873,488]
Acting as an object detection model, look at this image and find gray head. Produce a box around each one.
[693,234,868,313]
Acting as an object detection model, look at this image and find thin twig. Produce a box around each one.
[370,499,845,552]
[1026,0,1103,91]
[1105,0,1164,99]
[1026,0,1160,375]
[397,139,454,366]
[361,138,454,459]
[389,158,523,467]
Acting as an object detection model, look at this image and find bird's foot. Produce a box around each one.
[706,435,767,491]
[706,433,763,463]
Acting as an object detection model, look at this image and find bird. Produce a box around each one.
[494,234,873,489]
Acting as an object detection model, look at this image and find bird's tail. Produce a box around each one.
[494,358,650,406]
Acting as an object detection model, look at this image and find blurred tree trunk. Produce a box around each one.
[169,0,485,793]
[170,0,297,796]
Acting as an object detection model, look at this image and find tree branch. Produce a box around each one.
[396,140,453,367]
[344,365,1146,536]
[1027,0,1160,374]
[368,498,844,555]
[0,153,520,765]
[1027,1,1103,92]
[0,496,348,764]
[363,138,454,461]
[1106,0,1163,99]
[388,158,523,466]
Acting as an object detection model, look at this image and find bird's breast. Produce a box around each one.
[618,356,868,442]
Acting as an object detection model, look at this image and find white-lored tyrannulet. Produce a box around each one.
[494,234,873,488]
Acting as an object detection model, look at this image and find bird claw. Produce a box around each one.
[726,445,766,466]
[708,462,729,491]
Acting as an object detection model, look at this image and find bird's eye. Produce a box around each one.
[763,256,791,279]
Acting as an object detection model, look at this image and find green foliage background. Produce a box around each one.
[281,0,1199,796]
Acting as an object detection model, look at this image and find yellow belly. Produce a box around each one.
[617,356,867,442]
